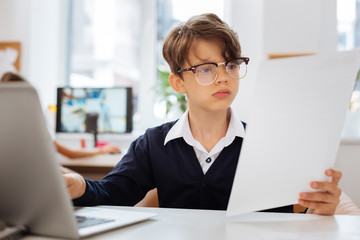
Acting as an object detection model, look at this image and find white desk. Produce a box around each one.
[22,207,360,240]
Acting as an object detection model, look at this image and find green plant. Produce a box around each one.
[154,67,187,115]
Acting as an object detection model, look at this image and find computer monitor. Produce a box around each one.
[56,87,132,134]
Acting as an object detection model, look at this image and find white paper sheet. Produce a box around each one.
[227,49,360,216]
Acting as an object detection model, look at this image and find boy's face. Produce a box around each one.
[179,39,239,113]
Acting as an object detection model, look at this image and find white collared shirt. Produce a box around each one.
[164,108,245,174]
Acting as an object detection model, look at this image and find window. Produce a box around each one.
[68,0,141,125]
[155,0,224,119]
[69,0,141,87]
[337,0,360,112]
[67,0,224,130]
[337,0,360,50]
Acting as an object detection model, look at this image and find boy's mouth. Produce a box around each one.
[213,89,231,98]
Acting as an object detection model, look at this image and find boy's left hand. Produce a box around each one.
[298,169,342,215]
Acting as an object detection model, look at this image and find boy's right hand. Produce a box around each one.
[63,173,86,199]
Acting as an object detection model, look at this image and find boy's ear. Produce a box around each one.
[169,73,186,94]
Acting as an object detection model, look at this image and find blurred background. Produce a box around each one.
[1,0,360,205]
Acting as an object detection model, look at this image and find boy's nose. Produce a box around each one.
[215,66,229,84]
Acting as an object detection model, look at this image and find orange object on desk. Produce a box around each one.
[80,139,86,148]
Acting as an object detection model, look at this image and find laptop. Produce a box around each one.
[0,82,156,239]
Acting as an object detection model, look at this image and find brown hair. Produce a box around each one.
[0,72,25,82]
[162,13,242,75]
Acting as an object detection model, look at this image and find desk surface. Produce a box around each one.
[57,154,122,180]
[22,206,360,240]
[57,154,122,168]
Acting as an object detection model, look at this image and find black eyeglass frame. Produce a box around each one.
[177,57,250,86]
[177,57,250,75]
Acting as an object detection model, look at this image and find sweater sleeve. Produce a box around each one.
[73,131,156,206]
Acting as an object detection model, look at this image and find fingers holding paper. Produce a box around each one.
[298,169,342,215]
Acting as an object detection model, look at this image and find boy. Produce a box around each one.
[64,13,341,215]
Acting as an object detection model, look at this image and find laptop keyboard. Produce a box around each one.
[76,215,115,229]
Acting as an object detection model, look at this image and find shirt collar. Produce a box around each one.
[164,107,245,146]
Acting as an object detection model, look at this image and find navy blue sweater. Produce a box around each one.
[74,121,293,213]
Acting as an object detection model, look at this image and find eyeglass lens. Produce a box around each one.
[195,59,247,85]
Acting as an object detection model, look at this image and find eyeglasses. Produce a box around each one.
[177,57,250,85]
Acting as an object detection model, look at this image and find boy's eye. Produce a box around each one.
[197,66,213,74]
[227,63,239,70]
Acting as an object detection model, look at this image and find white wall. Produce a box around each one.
[335,113,360,206]
[0,0,31,76]
[263,0,337,54]
[0,0,67,117]
[226,0,337,122]
[28,0,68,110]
[335,142,360,206]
